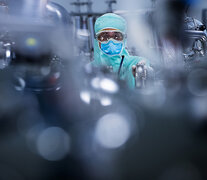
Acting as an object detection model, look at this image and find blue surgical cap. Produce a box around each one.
[94,13,127,34]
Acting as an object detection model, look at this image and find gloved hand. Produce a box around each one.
[132,60,154,88]
[132,60,147,78]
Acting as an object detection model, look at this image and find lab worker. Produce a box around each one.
[92,13,149,88]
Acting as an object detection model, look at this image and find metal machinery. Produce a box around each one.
[0,0,11,70]
[46,1,71,25]
[0,0,71,92]
[182,16,207,66]
[158,2,207,70]
[1,2,207,179]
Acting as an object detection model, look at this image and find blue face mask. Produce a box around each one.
[100,40,123,56]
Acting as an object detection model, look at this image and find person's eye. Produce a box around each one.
[103,35,108,40]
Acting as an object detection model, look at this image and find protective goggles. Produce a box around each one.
[95,30,126,42]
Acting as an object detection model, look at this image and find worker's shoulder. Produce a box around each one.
[128,55,149,65]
